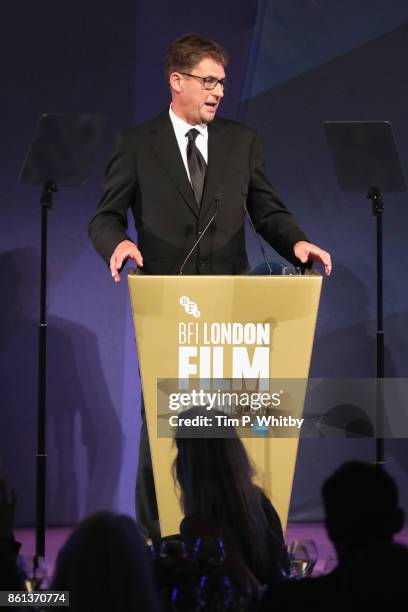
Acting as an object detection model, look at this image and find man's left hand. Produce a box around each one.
[293,240,332,276]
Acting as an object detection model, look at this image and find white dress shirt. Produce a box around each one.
[169,105,208,183]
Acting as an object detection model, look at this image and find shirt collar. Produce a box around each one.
[169,105,208,138]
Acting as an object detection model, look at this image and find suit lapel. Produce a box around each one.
[200,119,231,219]
[150,112,198,217]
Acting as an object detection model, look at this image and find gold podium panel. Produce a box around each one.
[128,274,322,536]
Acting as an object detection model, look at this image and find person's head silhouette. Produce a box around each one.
[322,461,404,561]
[51,511,161,611]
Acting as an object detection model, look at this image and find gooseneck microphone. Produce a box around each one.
[242,188,273,275]
[178,191,221,275]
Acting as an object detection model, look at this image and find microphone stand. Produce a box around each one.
[179,194,220,275]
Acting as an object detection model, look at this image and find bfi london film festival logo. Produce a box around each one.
[179,296,201,318]
[178,295,270,383]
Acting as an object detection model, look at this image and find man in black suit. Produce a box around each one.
[89,34,332,539]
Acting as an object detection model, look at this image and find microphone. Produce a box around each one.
[242,189,273,275]
[178,191,221,275]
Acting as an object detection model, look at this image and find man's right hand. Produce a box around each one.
[110,240,143,283]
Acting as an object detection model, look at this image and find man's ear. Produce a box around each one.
[169,72,183,93]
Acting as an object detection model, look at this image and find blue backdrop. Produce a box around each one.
[0,0,407,524]
[241,0,408,519]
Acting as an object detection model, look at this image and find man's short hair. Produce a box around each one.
[165,33,228,81]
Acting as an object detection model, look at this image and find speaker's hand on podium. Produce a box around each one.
[294,240,332,276]
[110,240,143,283]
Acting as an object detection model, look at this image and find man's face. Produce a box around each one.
[171,57,225,125]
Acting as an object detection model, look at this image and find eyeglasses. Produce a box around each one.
[180,72,227,91]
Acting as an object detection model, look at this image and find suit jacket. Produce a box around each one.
[89,110,308,275]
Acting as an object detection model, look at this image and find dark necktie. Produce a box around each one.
[186,128,207,206]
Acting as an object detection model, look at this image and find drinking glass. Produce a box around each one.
[198,574,234,610]
[159,538,188,561]
[171,582,204,611]
[192,537,226,564]
[287,539,318,578]
[17,555,48,590]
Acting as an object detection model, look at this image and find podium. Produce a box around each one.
[128,273,322,536]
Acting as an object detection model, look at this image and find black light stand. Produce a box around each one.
[19,113,105,574]
[325,121,407,467]
[35,181,57,569]
[367,186,385,465]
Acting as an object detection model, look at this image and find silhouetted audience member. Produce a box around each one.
[343,541,408,608]
[260,461,405,611]
[0,471,23,592]
[173,407,289,592]
[322,461,404,560]
[50,511,162,611]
